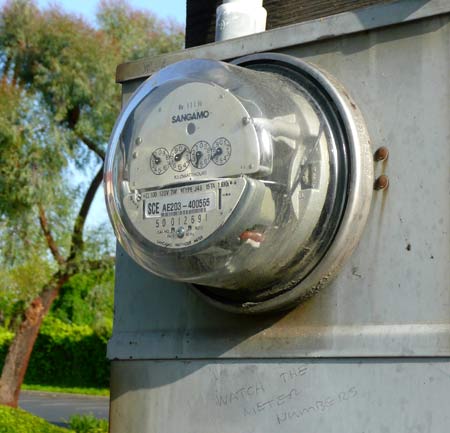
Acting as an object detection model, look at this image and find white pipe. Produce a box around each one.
[215,0,267,42]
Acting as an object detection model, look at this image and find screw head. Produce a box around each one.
[135,137,142,145]
[176,226,185,238]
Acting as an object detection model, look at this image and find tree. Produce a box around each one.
[0,0,184,406]
[51,267,115,330]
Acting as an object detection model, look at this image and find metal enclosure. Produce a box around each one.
[108,1,450,431]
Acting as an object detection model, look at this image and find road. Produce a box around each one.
[19,391,109,428]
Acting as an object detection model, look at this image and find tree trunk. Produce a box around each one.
[0,273,68,407]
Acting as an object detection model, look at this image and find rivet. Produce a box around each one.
[374,175,389,191]
[374,146,389,161]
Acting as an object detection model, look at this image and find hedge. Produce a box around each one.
[0,317,110,388]
[0,405,71,433]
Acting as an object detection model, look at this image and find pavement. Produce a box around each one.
[19,390,109,428]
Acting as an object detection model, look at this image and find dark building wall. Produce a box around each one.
[185,0,221,48]
[186,0,393,48]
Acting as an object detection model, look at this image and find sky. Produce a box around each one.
[36,0,186,24]
[0,0,186,233]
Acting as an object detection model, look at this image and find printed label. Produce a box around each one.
[123,178,246,249]
[144,193,215,219]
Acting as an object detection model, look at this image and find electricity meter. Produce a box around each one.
[105,53,373,313]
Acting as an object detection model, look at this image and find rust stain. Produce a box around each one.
[373,147,390,217]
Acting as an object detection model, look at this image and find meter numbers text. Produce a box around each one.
[155,213,207,229]
[188,197,210,209]
[143,192,215,220]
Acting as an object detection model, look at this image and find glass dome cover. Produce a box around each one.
[105,55,372,312]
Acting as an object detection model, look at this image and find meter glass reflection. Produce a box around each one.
[105,58,349,308]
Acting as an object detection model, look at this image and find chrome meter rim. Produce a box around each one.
[192,53,373,314]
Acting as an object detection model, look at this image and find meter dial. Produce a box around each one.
[212,137,232,165]
[191,140,212,169]
[150,148,170,175]
[169,144,190,172]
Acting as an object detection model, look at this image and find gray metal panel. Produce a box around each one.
[109,359,450,433]
[108,13,450,360]
[116,0,450,82]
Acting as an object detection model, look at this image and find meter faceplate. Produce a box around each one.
[129,82,262,190]
[105,56,373,313]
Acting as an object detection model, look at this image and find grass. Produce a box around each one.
[0,405,71,432]
[0,407,109,433]
[22,384,109,397]
[68,414,108,433]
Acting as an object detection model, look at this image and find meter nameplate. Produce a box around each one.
[143,193,215,219]
[128,82,261,189]
[123,178,247,249]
